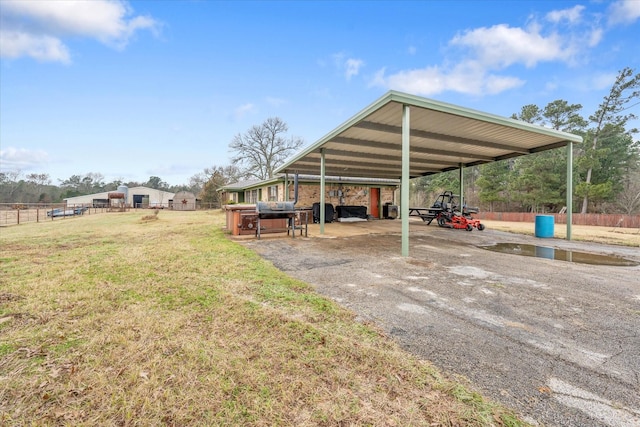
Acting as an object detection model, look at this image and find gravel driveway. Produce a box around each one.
[241,220,640,427]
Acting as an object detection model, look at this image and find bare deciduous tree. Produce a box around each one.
[616,168,640,215]
[0,170,23,202]
[229,117,304,180]
[198,164,244,207]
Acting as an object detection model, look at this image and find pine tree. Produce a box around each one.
[579,67,640,213]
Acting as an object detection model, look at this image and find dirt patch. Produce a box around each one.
[0,292,24,303]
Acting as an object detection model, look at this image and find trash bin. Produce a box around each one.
[383,203,398,219]
[535,215,554,238]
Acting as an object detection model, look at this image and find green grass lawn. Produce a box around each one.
[0,210,526,426]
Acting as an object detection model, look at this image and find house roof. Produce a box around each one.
[275,91,583,179]
[218,174,399,192]
[218,179,263,191]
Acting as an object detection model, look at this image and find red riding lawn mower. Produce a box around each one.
[432,191,485,231]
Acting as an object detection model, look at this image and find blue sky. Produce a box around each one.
[1,0,639,186]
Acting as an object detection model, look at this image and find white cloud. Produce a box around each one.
[331,52,365,80]
[546,5,585,25]
[545,5,602,48]
[607,0,640,26]
[0,30,70,63]
[345,58,364,80]
[0,147,49,171]
[588,27,604,47]
[450,23,572,68]
[0,0,160,63]
[371,66,443,95]
[371,22,563,96]
[370,8,608,97]
[483,74,526,95]
[372,61,524,97]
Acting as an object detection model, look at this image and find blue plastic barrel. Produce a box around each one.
[535,215,554,238]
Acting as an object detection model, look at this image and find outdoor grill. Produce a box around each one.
[256,201,296,239]
[256,201,296,219]
[255,175,307,239]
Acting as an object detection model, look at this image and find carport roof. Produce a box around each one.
[276,91,583,179]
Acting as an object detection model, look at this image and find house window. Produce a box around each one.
[268,185,278,201]
[246,190,258,204]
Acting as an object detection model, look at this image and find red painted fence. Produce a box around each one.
[477,212,640,228]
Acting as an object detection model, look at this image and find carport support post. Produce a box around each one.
[458,164,464,208]
[401,105,410,257]
[320,148,326,234]
[284,173,289,201]
[566,141,573,240]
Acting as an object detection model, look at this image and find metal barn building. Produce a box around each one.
[64,186,175,208]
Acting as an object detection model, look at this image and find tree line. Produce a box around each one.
[0,172,191,205]
[414,67,640,215]
[2,69,638,214]
[0,117,303,208]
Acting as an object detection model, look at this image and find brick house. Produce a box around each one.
[219,174,399,219]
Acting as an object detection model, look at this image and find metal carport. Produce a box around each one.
[275,91,583,256]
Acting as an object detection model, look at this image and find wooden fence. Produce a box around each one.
[478,212,640,228]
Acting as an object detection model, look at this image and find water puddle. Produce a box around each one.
[479,243,639,266]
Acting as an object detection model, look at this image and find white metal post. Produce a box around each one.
[459,163,464,209]
[566,141,573,240]
[320,148,326,234]
[401,105,410,257]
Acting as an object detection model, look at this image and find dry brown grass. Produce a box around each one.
[1,210,526,426]
[480,220,640,246]
[141,209,160,222]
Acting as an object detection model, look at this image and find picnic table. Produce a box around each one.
[409,207,443,224]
